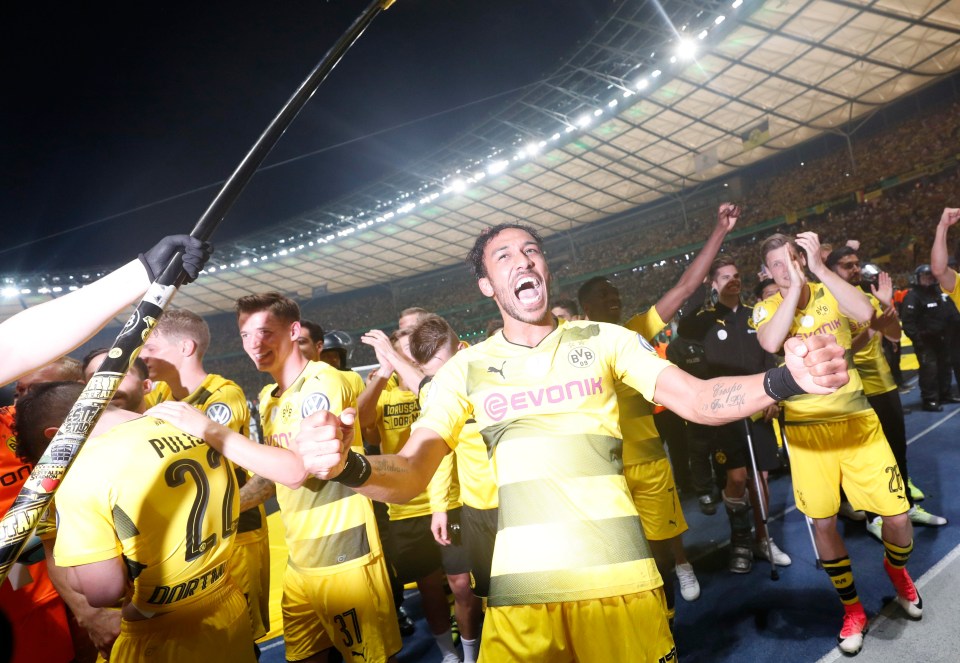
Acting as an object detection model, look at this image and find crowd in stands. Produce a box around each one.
[89,96,957,400]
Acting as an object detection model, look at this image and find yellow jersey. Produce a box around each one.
[375,387,430,520]
[258,360,380,575]
[620,308,669,465]
[413,321,670,607]
[54,417,239,615]
[848,291,897,397]
[752,282,871,423]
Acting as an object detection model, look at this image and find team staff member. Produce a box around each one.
[753,232,919,656]
[16,382,253,662]
[233,293,400,663]
[677,256,790,573]
[296,224,849,663]
[138,309,272,645]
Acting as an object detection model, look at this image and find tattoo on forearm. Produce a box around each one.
[371,457,409,475]
[702,381,747,414]
[239,475,275,511]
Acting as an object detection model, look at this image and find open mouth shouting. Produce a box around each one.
[514,274,544,307]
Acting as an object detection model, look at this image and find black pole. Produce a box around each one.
[0,0,396,583]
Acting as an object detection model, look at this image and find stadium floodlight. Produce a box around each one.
[1,287,17,298]
[565,125,576,132]
[450,179,467,193]
[732,0,742,8]
[622,89,634,98]
[577,114,593,128]
[20,289,31,295]
[652,69,662,78]
[607,99,618,108]
[550,132,561,141]
[207,267,217,274]
[715,15,725,24]
[397,202,415,214]
[52,287,62,293]
[593,108,603,117]
[635,77,649,90]
[676,37,697,60]
[698,29,708,40]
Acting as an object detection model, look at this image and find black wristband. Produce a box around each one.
[763,366,806,402]
[332,450,372,488]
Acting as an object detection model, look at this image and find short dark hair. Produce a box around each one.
[82,348,149,381]
[552,298,579,317]
[235,292,301,324]
[709,255,738,282]
[14,381,84,465]
[408,315,459,365]
[825,246,857,270]
[754,278,776,299]
[466,223,544,280]
[577,276,613,309]
[299,320,325,345]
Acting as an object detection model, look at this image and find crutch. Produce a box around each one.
[743,417,779,580]
[778,411,822,569]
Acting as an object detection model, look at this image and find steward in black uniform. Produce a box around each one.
[676,256,789,573]
[901,264,960,410]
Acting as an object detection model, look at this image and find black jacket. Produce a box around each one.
[677,300,777,377]
[901,285,960,341]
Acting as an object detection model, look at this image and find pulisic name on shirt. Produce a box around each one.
[147,434,206,459]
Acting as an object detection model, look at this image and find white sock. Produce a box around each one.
[462,636,479,663]
[434,629,457,658]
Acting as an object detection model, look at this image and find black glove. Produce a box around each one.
[138,235,213,284]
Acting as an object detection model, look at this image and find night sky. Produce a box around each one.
[2,0,616,274]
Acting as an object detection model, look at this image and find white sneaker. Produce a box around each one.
[755,538,792,566]
[675,562,701,601]
[441,652,462,663]
[865,516,883,542]
[838,501,866,521]
[908,505,947,526]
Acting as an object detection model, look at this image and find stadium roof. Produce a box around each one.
[3,0,959,324]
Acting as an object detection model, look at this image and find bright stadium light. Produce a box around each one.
[715,15,725,24]
[732,0,743,8]
[1,287,17,298]
[698,29,708,40]
[450,179,467,193]
[577,114,593,127]
[652,69,662,78]
[676,38,697,60]
[607,99,618,109]
[635,77,649,90]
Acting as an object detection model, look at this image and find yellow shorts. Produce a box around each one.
[624,458,688,541]
[110,579,255,663]
[282,556,401,663]
[480,588,675,663]
[229,533,271,639]
[786,412,909,519]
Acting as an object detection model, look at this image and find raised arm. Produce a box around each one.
[797,232,873,323]
[931,207,959,293]
[296,409,449,504]
[654,203,738,321]
[756,254,805,353]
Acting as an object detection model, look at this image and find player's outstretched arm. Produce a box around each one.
[147,401,308,488]
[296,408,448,504]
[654,334,848,425]
[654,202,739,322]
[0,235,212,386]
[931,207,959,292]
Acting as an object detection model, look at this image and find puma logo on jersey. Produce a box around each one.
[487,361,507,379]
